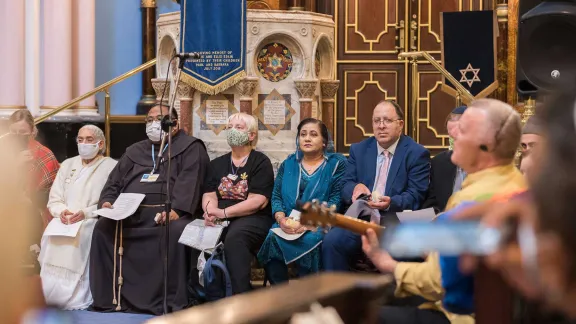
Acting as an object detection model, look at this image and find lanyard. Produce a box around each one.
[230,154,250,176]
[151,144,168,174]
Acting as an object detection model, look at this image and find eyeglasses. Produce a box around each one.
[372,118,401,126]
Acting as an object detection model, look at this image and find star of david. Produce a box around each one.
[267,54,282,72]
[459,63,481,87]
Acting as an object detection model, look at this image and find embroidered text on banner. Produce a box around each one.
[180,0,247,94]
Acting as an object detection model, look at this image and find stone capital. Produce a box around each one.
[235,76,260,99]
[176,82,195,100]
[320,79,340,99]
[151,78,171,104]
[294,79,318,100]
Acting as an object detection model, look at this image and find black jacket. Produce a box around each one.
[422,150,457,213]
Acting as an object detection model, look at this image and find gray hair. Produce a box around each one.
[79,124,106,155]
[469,98,521,163]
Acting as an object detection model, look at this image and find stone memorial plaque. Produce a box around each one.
[196,94,238,135]
[205,99,229,125]
[253,89,295,135]
[263,99,286,125]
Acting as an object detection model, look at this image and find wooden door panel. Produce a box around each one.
[412,64,458,156]
[409,0,484,153]
[336,63,406,152]
[338,0,406,61]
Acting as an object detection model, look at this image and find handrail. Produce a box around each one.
[33,58,157,124]
[399,51,475,103]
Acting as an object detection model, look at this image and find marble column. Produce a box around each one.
[490,2,508,103]
[177,82,195,135]
[151,78,171,105]
[320,79,339,135]
[25,0,41,116]
[235,77,259,114]
[289,0,305,11]
[0,0,26,115]
[73,0,98,115]
[294,79,318,121]
[41,0,73,115]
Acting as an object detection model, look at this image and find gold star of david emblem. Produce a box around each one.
[459,63,481,87]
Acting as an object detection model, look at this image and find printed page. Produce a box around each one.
[179,219,224,251]
[94,193,146,221]
[396,207,437,222]
[43,218,84,237]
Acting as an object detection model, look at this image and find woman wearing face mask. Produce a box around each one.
[202,112,274,295]
[39,125,117,310]
[257,118,346,284]
[8,110,60,236]
[89,105,210,314]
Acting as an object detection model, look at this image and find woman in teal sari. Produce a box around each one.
[257,118,346,284]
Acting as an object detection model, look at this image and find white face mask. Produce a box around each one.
[78,141,100,160]
[146,121,163,142]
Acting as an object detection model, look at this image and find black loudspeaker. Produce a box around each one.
[516,0,576,97]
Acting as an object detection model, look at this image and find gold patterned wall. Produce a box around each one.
[335,0,492,155]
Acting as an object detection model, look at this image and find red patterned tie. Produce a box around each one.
[374,150,390,195]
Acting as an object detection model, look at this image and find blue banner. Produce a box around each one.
[180,0,246,94]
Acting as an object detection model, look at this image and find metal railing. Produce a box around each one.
[33,58,158,156]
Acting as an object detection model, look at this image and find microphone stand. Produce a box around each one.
[158,54,186,315]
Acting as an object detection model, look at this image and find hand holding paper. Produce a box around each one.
[94,193,146,221]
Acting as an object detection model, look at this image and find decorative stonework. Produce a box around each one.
[253,89,296,135]
[177,82,194,99]
[294,79,318,100]
[320,79,340,99]
[151,78,171,103]
[251,25,260,35]
[235,77,260,99]
[257,43,294,82]
[195,94,239,135]
[300,27,308,36]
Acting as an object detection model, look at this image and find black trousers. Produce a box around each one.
[378,306,450,324]
[221,215,273,294]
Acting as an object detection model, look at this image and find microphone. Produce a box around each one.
[174,52,201,60]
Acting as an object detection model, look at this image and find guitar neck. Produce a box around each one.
[331,214,384,236]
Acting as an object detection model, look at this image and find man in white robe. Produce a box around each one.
[39,125,117,310]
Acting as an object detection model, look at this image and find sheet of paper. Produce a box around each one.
[43,218,84,237]
[271,228,305,241]
[396,207,437,223]
[94,193,146,221]
[179,219,224,251]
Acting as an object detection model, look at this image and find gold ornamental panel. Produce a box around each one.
[416,0,484,54]
[343,70,399,147]
[414,69,459,154]
[344,0,400,54]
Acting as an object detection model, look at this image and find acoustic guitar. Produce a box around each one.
[298,200,384,237]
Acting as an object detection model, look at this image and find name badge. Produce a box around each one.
[141,173,160,183]
[227,174,238,181]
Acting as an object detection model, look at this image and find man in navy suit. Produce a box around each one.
[322,100,431,271]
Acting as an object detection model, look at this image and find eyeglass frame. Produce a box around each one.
[372,118,403,126]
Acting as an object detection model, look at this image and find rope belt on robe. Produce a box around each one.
[111,203,164,310]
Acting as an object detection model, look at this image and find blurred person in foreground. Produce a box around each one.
[0,135,46,323]
[361,98,526,324]
[8,110,59,240]
[451,91,576,319]
[39,125,117,310]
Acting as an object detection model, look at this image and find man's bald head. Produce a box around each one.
[451,98,521,173]
[470,98,521,163]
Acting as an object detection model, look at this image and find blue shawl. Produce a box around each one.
[280,153,346,214]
